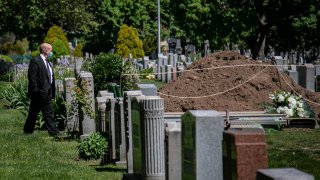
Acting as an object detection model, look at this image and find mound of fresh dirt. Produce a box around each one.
[159,51,320,118]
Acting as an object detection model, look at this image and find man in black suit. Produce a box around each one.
[24,43,60,136]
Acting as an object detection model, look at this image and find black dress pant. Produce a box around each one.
[24,88,59,135]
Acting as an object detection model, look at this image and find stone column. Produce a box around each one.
[141,96,165,180]
[128,96,165,180]
[181,110,224,180]
[79,71,95,139]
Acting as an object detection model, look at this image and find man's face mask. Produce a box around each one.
[48,51,53,58]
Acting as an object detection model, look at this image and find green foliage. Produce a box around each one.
[85,53,122,94]
[14,38,29,54]
[52,38,69,60]
[116,24,144,58]
[139,68,153,79]
[44,25,70,55]
[0,77,45,129]
[74,44,83,57]
[121,62,140,91]
[77,132,107,160]
[0,55,13,62]
[143,36,157,56]
[31,50,40,58]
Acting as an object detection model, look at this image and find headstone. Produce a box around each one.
[97,90,111,97]
[173,54,178,67]
[137,84,157,96]
[223,124,268,180]
[168,53,174,66]
[96,97,107,132]
[123,91,143,173]
[256,168,314,180]
[181,110,224,180]
[172,67,177,80]
[127,96,165,180]
[274,56,288,71]
[115,98,127,166]
[180,55,186,62]
[64,78,78,132]
[156,65,161,80]
[165,122,181,180]
[106,97,117,161]
[286,65,298,85]
[297,64,315,92]
[161,66,166,82]
[75,57,83,76]
[55,79,64,97]
[143,56,149,69]
[79,71,96,139]
[165,65,172,83]
[163,56,168,66]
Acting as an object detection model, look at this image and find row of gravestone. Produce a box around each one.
[274,56,320,92]
[57,75,315,179]
[130,53,201,83]
[93,87,314,180]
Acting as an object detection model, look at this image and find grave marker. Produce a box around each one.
[181,110,224,180]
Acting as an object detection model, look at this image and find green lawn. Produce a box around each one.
[266,128,320,178]
[0,81,125,179]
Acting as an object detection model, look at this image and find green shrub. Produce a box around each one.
[86,53,140,94]
[121,61,140,91]
[74,44,83,57]
[77,132,107,160]
[0,55,13,62]
[143,36,157,56]
[44,25,70,55]
[87,53,123,94]
[116,24,144,58]
[31,50,40,58]
[52,38,69,60]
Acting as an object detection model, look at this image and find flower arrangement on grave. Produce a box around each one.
[146,74,155,80]
[266,90,313,118]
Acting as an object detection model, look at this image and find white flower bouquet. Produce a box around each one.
[267,90,313,118]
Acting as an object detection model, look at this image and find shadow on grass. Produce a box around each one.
[92,164,126,173]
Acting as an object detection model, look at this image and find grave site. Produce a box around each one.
[159,51,320,118]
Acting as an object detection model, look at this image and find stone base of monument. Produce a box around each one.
[288,118,318,129]
[256,168,314,180]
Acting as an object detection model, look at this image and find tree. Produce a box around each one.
[44,25,70,55]
[116,24,144,58]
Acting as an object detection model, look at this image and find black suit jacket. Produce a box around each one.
[28,55,55,100]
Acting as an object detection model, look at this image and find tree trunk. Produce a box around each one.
[252,25,268,60]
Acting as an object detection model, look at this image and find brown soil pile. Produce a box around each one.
[159,51,320,118]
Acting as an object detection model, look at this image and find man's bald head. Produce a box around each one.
[40,43,52,57]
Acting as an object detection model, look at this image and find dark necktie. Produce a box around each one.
[45,59,52,84]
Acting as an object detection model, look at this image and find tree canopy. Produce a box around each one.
[1,0,320,60]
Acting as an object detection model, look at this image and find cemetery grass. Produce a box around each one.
[266,128,320,179]
[0,81,125,179]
